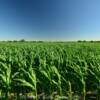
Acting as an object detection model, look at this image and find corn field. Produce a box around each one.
[0,42,100,99]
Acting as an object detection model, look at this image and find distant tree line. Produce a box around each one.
[7,39,44,43]
[2,39,100,43]
[77,40,100,43]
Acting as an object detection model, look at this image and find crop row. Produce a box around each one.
[0,42,99,99]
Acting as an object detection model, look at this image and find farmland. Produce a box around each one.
[0,42,100,99]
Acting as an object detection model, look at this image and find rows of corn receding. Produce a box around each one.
[0,42,100,99]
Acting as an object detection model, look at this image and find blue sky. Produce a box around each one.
[0,0,100,40]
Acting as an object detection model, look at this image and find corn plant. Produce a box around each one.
[40,65,62,99]
[0,62,18,99]
[88,62,100,99]
[15,66,37,99]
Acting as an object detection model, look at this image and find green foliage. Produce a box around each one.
[0,42,99,99]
